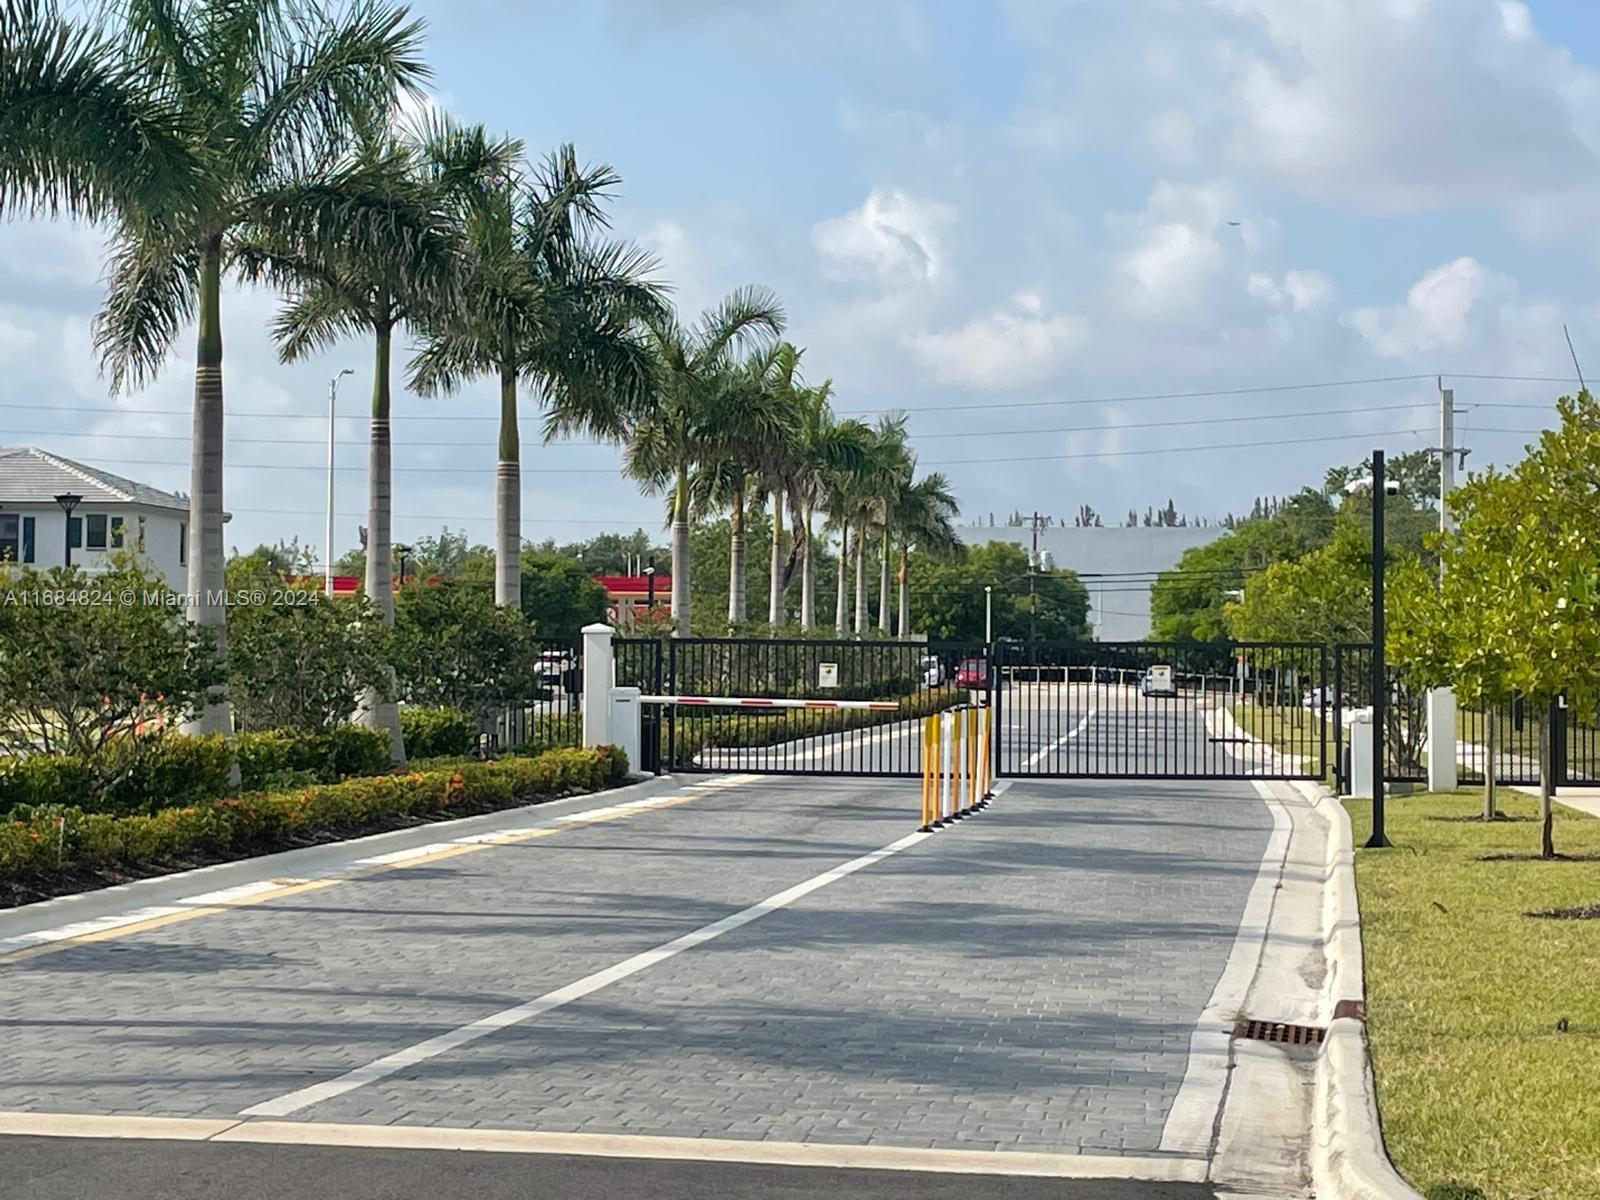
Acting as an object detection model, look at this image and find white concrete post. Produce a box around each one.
[581,623,615,749]
[608,686,641,773]
[1349,711,1374,800]
[1426,687,1458,793]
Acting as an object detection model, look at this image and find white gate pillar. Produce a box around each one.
[581,623,615,749]
[1426,687,1458,793]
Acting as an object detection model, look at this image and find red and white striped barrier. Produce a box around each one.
[639,695,900,711]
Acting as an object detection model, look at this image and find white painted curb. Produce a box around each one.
[1293,778,1424,1200]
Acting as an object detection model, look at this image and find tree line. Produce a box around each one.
[0,0,962,761]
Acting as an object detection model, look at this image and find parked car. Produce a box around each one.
[538,650,577,694]
[1138,664,1177,697]
[1302,687,1349,710]
[919,655,947,689]
[955,656,989,691]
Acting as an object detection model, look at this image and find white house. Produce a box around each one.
[0,447,202,587]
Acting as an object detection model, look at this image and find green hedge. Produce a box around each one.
[1,745,629,881]
[234,726,390,789]
[1,727,393,818]
[399,706,476,760]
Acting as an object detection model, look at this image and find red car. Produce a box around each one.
[955,656,989,691]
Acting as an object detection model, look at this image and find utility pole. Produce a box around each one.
[1435,381,1468,577]
[1028,511,1042,649]
[1368,449,1391,849]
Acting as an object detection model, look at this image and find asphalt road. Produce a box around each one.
[8,1136,1223,1200]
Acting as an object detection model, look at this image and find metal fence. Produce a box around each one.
[615,636,983,776]
[997,640,1326,780]
[484,636,582,754]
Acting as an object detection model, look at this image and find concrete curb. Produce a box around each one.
[1292,778,1424,1200]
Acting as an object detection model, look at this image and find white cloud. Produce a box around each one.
[1347,256,1491,357]
[911,291,1086,390]
[812,188,955,287]
[1248,268,1334,313]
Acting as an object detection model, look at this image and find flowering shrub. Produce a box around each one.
[0,745,628,883]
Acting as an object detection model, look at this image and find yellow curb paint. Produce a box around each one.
[0,784,731,966]
[0,1111,1209,1181]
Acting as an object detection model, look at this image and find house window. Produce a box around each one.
[110,516,125,549]
[179,522,187,566]
[85,514,108,550]
[0,514,16,563]
[21,516,33,564]
[136,515,146,552]
[68,516,82,549]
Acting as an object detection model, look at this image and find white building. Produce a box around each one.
[0,447,199,587]
[959,523,1227,642]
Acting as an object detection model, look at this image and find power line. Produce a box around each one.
[924,428,1424,467]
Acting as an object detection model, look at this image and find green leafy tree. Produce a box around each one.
[0,0,429,735]
[518,551,607,641]
[890,470,961,637]
[392,578,540,726]
[0,561,222,805]
[907,542,1089,643]
[1396,394,1600,856]
[412,145,665,611]
[224,555,392,733]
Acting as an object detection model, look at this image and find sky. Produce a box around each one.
[4,0,1600,563]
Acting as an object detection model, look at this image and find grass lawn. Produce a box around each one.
[1347,790,1600,1200]
[1231,701,1335,780]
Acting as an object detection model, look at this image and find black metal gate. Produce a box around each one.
[995,641,1327,781]
[613,636,986,777]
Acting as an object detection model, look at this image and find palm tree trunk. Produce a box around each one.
[800,502,815,630]
[834,526,848,630]
[768,485,785,625]
[494,355,521,609]
[877,527,890,630]
[361,319,404,764]
[897,544,909,638]
[853,521,868,634]
[186,236,231,741]
[727,480,745,625]
[672,463,691,636]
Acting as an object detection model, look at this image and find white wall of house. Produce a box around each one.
[0,502,187,588]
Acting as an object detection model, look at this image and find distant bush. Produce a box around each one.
[399,707,476,760]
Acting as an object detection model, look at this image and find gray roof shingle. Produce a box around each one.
[0,447,190,512]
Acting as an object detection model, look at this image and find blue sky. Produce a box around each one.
[4,0,1600,559]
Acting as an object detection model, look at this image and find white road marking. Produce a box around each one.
[1157,783,1293,1155]
[1,778,761,957]
[240,826,935,1118]
[1022,709,1094,769]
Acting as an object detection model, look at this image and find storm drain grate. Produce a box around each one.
[1233,1019,1327,1046]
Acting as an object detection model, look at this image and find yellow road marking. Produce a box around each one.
[0,785,720,966]
[0,1111,1210,1180]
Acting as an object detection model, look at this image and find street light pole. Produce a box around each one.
[984,584,993,644]
[1368,449,1392,849]
[326,368,353,594]
[645,557,657,612]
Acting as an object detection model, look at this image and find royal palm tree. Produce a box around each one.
[242,119,517,760]
[824,415,907,635]
[690,342,796,627]
[624,289,784,636]
[781,392,870,630]
[890,470,960,637]
[412,145,664,610]
[0,0,429,733]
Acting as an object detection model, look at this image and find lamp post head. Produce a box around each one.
[53,492,82,516]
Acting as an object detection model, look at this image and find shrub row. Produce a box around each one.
[0,745,628,881]
[0,725,394,817]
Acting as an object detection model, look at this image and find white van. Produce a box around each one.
[1139,664,1177,697]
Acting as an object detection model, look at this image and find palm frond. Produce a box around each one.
[0,0,204,222]
[243,0,429,178]
[272,283,368,363]
[406,327,492,396]
[689,284,784,370]
[92,227,199,393]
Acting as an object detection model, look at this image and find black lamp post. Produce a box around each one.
[644,557,657,611]
[54,493,82,568]
[395,543,412,587]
